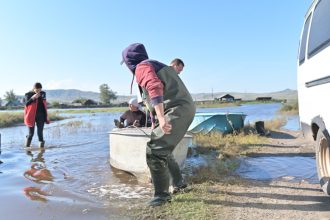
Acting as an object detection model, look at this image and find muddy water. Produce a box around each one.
[236,156,318,184]
[0,111,151,219]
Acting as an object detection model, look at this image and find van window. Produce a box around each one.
[308,0,330,57]
[299,14,311,65]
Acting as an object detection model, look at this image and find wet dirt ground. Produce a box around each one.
[129,129,330,220]
[204,130,330,220]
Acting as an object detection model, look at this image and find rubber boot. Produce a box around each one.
[146,151,171,207]
[167,153,187,193]
[148,169,171,207]
[25,136,32,147]
[39,141,45,148]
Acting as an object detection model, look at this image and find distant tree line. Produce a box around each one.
[0,84,118,108]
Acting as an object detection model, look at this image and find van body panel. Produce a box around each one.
[297,0,330,140]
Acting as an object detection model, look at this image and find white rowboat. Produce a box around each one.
[109,127,192,183]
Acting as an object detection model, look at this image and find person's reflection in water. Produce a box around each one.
[23,187,49,202]
[0,146,3,173]
[23,149,53,202]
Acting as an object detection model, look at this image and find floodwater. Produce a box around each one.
[198,102,300,130]
[198,103,317,184]
[236,156,318,184]
[0,103,305,219]
[0,111,151,219]
[233,113,316,183]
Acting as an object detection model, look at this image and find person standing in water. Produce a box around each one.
[24,82,49,148]
[121,43,195,206]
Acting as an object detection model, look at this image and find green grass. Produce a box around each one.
[264,117,287,131]
[279,100,299,115]
[192,125,268,156]
[132,184,222,220]
[0,112,66,127]
[196,102,240,108]
[196,100,284,108]
[56,107,126,114]
[0,112,23,127]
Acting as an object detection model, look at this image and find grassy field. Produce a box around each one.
[195,100,284,109]
[196,102,241,108]
[55,107,126,114]
[0,112,66,127]
[278,100,299,115]
[0,106,128,127]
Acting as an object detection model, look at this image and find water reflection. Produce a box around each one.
[23,186,50,202]
[23,149,53,202]
[0,149,3,173]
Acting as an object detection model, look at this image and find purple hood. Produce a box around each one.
[122,43,149,74]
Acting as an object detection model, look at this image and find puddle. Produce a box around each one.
[282,115,300,131]
[236,156,318,184]
[182,146,209,176]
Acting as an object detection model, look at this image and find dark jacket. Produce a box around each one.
[24,91,49,127]
[122,43,196,153]
[120,109,146,127]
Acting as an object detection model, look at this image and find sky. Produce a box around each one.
[0,0,312,98]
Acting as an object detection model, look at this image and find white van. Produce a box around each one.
[297,0,330,195]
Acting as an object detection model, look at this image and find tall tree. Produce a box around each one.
[99,84,117,105]
[4,89,18,102]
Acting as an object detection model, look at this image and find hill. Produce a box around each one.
[42,89,297,104]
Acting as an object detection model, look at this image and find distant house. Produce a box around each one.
[218,94,235,102]
[117,102,129,107]
[59,103,69,108]
[72,103,83,107]
[4,100,23,107]
[83,99,97,106]
[256,97,272,101]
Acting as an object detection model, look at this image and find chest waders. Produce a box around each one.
[142,66,196,206]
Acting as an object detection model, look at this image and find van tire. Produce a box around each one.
[316,129,330,195]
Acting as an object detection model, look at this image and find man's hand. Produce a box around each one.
[158,116,172,134]
[153,102,172,134]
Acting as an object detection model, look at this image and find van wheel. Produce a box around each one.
[316,129,330,195]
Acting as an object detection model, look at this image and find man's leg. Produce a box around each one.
[167,153,187,193]
[146,144,171,207]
